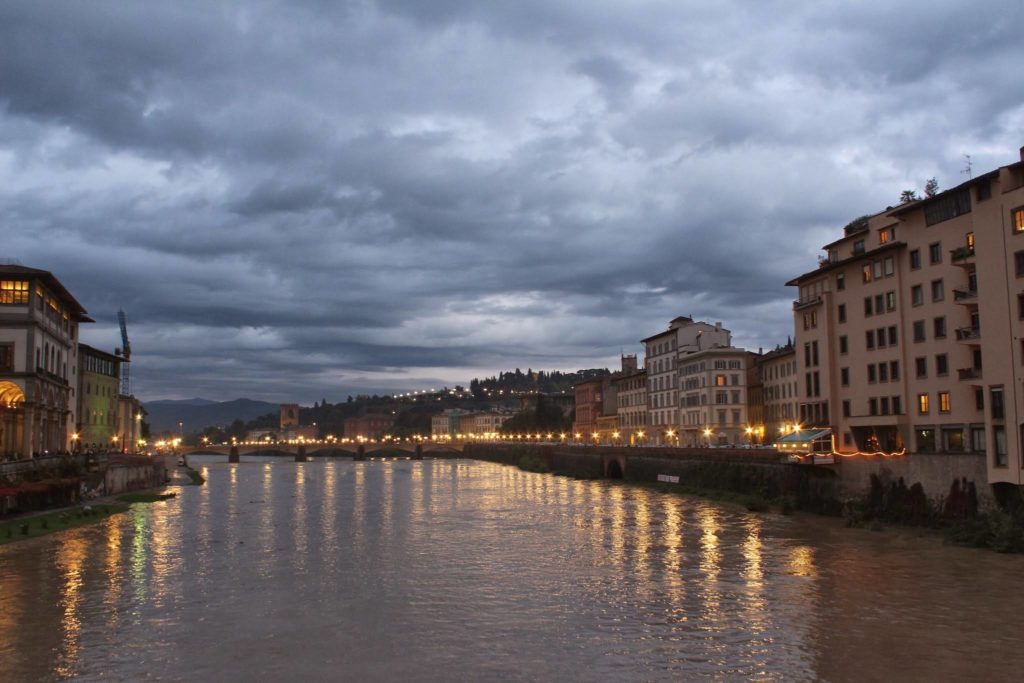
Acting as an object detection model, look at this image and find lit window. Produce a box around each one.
[0,280,29,305]
[918,393,930,414]
[879,228,891,244]
[939,392,951,413]
[1013,207,1024,234]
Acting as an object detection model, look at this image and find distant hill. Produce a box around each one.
[143,398,279,433]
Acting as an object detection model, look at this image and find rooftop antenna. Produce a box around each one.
[961,154,972,179]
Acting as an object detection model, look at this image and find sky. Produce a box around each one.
[3,1,1023,403]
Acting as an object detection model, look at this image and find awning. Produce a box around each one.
[774,428,832,451]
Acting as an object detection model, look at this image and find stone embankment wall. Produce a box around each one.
[835,453,992,507]
[464,444,993,512]
[102,458,167,496]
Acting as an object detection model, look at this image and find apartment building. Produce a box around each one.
[613,366,647,444]
[77,344,121,450]
[0,266,91,457]
[678,347,758,446]
[788,146,1024,488]
[758,343,799,439]
[642,317,731,443]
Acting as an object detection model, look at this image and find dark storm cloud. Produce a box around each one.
[2,0,1022,401]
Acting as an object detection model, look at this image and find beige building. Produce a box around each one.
[469,411,512,434]
[0,266,91,457]
[77,343,121,450]
[788,145,1024,488]
[613,366,647,444]
[678,347,758,446]
[758,343,799,439]
[642,317,731,443]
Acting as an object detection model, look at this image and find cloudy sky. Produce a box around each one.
[3,1,1022,402]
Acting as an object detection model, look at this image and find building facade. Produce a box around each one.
[642,317,732,444]
[613,367,648,444]
[77,344,121,450]
[343,414,394,439]
[788,145,1024,488]
[677,347,758,446]
[758,344,799,440]
[0,266,91,458]
[572,377,606,437]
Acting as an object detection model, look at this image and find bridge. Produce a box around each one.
[180,441,466,462]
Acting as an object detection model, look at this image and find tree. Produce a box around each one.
[924,177,939,197]
[899,189,920,204]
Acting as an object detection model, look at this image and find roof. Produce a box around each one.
[640,327,676,343]
[78,343,123,364]
[886,168,1000,219]
[0,264,92,322]
[786,241,905,286]
[610,369,647,384]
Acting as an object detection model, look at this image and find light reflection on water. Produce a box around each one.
[1,458,1024,682]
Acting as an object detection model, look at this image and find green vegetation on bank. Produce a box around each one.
[0,504,129,545]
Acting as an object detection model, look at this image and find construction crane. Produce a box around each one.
[116,309,132,396]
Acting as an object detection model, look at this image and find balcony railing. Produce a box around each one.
[792,295,822,310]
[955,326,981,342]
[951,246,975,263]
[953,288,978,302]
[957,367,982,381]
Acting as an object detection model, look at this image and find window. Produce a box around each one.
[866,330,875,349]
[991,388,1004,419]
[888,326,898,345]
[911,285,923,306]
[839,335,848,354]
[971,426,986,451]
[975,388,985,411]
[892,396,902,414]
[883,257,894,276]
[879,362,889,382]
[976,182,992,202]
[890,361,899,380]
[841,367,850,386]
[836,272,845,290]
[854,239,865,254]
[917,429,936,452]
[939,391,951,413]
[1018,293,1024,319]
[929,242,942,264]
[838,303,846,323]
[715,375,727,386]
[934,317,946,339]
[931,279,944,302]
[842,400,851,417]
[869,398,878,416]
[879,228,892,244]
[867,364,877,383]
[0,280,29,305]
[936,354,948,376]
[874,294,884,314]
[918,393,930,414]
[0,344,13,372]
[886,292,896,311]
[925,189,971,226]
[910,249,921,270]
[880,397,890,415]
[913,321,925,343]
[994,426,1007,466]
[877,327,887,347]
[862,264,873,283]
[1015,251,1024,277]
[864,297,873,316]
[1013,207,1024,234]
[873,261,883,280]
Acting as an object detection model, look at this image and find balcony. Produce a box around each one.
[792,295,822,310]
[957,367,982,381]
[953,288,978,303]
[951,245,975,266]
[955,326,981,343]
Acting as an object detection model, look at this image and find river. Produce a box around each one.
[1,457,1023,681]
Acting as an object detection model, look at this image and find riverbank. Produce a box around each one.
[466,443,1024,553]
